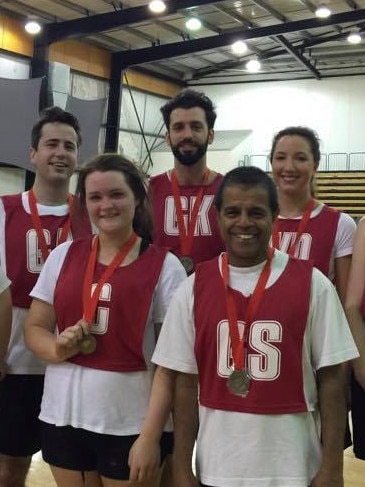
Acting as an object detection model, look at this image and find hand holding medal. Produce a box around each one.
[55,319,91,358]
[78,322,97,355]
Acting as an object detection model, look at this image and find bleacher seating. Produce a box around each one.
[315,171,365,220]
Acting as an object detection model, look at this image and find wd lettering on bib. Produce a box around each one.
[277,231,312,260]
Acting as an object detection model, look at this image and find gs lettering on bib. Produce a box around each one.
[149,172,224,263]
[193,256,313,414]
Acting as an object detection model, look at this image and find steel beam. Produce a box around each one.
[104,53,123,152]
[112,9,365,67]
[274,34,321,79]
[44,0,227,44]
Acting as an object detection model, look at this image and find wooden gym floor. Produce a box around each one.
[27,447,365,487]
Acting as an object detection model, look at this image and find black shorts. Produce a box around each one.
[0,374,44,456]
[42,422,173,480]
[351,374,365,460]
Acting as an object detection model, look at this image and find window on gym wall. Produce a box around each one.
[119,87,167,175]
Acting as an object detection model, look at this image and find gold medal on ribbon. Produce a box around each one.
[79,333,97,355]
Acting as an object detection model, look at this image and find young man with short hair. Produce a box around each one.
[0,106,92,487]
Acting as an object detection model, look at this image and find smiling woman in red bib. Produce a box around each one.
[24,154,186,487]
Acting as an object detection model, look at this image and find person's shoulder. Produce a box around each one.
[319,204,356,232]
[44,240,75,270]
[338,210,356,225]
[272,248,290,269]
[310,265,336,292]
[0,192,22,203]
[355,215,365,231]
[211,170,223,181]
[163,249,184,267]
[0,193,23,215]
[0,192,22,199]
[149,172,168,182]
[53,236,91,258]
[336,210,357,233]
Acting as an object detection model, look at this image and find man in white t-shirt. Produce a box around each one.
[128,166,359,487]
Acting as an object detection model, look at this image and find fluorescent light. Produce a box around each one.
[231,40,248,55]
[246,59,261,73]
[25,20,42,35]
[315,4,331,18]
[185,17,202,31]
[347,31,362,44]
[149,1,166,13]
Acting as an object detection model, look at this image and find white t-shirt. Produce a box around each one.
[0,266,10,295]
[0,192,71,374]
[153,250,359,487]
[30,241,186,435]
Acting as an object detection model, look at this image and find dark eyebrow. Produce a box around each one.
[45,138,77,146]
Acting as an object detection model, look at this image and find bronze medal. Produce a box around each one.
[227,369,251,397]
[79,334,97,355]
[180,256,195,275]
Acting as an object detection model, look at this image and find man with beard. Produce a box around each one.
[149,89,225,275]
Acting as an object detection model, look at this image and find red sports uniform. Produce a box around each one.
[2,194,91,308]
[273,205,339,276]
[54,237,167,371]
[194,256,313,414]
[149,172,225,264]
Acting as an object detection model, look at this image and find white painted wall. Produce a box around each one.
[1,49,365,196]
[150,75,365,175]
[148,147,237,176]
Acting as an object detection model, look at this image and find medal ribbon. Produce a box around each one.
[28,189,74,263]
[170,169,210,256]
[222,248,274,371]
[272,198,315,257]
[82,232,138,324]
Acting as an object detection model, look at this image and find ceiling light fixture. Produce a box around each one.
[25,19,42,35]
[149,1,166,14]
[185,17,202,31]
[231,40,248,55]
[245,58,261,73]
[315,3,331,19]
[347,30,362,44]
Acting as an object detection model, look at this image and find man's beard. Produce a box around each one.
[171,139,209,166]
